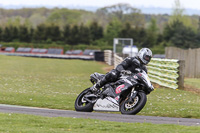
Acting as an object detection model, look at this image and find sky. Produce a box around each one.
[0,0,200,10]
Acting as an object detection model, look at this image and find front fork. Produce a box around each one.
[128,87,138,103]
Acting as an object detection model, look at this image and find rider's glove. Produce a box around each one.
[135,68,142,73]
[121,70,132,75]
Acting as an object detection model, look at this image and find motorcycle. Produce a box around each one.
[74,68,154,115]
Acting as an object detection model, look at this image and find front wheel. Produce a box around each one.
[120,92,147,115]
[75,88,95,112]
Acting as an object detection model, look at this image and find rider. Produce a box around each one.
[90,48,153,93]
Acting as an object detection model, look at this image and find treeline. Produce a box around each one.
[0,22,103,45]
[103,18,200,50]
[0,8,91,28]
[1,18,200,53]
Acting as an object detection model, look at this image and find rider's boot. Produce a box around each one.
[90,83,100,92]
[90,77,107,92]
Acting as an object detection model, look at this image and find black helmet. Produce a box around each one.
[138,48,152,65]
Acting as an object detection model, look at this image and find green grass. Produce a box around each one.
[141,88,200,118]
[0,55,106,109]
[0,113,199,133]
[185,78,200,89]
[0,55,200,118]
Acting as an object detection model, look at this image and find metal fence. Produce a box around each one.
[165,47,200,78]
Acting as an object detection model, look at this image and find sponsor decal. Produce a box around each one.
[115,84,125,94]
[95,103,118,109]
[93,98,119,111]
[107,97,118,105]
[115,96,119,101]
[138,73,142,77]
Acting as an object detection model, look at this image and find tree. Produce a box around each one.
[104,19,122,45]
[169,0,194,30]
[29,13,46,28]
[47,9,90,28]
[68,25,80,45]
[163,20,198,48]
[11,26,19,41]
[79,24,90,44]
[119,23,133,38]
[19,25,31,42]
[118,23,150,47]
[33,24,47,42]
[63,24,71,44]
[89,22,103,41]
[170,0,184,22]
[96,3,144,27]
[2,27,12,42]
[45,24,61,42]
[145,18,158,47]
[0,27,2,41]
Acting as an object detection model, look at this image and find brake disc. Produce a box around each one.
[125,96,139,109]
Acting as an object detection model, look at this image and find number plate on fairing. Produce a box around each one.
[93,97,119,112]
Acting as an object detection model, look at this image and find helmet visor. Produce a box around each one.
[144,55,151,62]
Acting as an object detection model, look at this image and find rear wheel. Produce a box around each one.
[75,88,95,112]
[120,92,147,115]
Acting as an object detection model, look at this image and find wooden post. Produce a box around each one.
[195,48,200,78]
[178,60,185,89]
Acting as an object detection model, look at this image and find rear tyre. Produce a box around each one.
[75,88,94,112]
[120,92,147,115]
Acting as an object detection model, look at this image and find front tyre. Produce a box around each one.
[120,92,147,115]
[75,88,94,112]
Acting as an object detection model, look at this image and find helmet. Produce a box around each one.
[137,48,152,65]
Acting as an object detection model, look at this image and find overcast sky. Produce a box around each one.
[0,0,200,10]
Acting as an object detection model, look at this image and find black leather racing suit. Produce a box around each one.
[97,56,147,88]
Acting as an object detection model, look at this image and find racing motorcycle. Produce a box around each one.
[74,68,154,115]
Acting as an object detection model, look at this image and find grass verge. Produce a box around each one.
[0,113,199,133]
[184,78,200,94]
[185,78,200,90]
[184,78,200,89]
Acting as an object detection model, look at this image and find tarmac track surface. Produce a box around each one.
[0,104,199,126]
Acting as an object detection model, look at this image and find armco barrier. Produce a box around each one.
[147,58,184,89]
[108,54,185,90]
